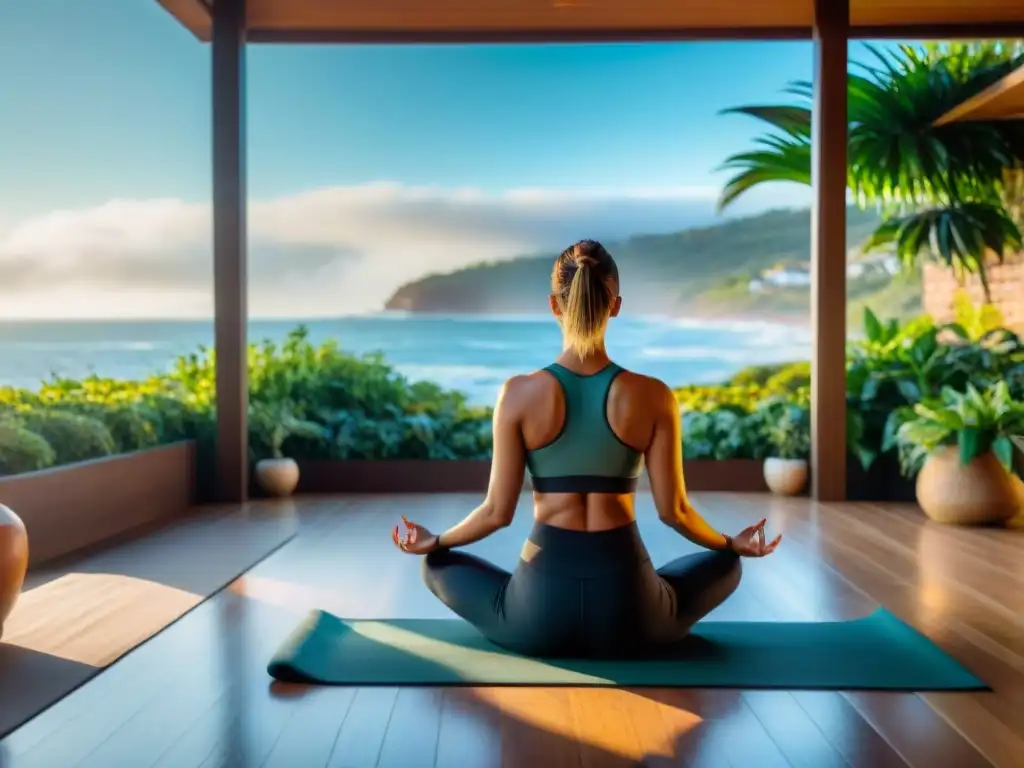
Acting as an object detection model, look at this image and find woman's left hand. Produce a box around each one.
[392,515,439,555]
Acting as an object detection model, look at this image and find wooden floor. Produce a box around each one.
[0,503,296,739]
[1,492,1023,768]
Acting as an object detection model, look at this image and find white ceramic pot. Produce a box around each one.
[255,457,300,498]
[916,445,1019,526]
[0,503,29,640]
[763,457,809,496]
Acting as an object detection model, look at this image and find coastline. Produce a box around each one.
[373,307,810,328]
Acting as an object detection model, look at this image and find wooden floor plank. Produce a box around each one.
[326,687,400,768]
[434,689,502,768]
[2,492,1022,768]
[742,691,849,768]
[262,687,358,768]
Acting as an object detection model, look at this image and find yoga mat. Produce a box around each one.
[268,608,986,691]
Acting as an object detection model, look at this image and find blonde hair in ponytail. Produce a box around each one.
[553,241,618,359]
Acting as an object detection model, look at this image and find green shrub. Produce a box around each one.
[765,362,811,392]
[16,410,117,465]
[728,362,793,387]
[62,402,161,453]
[763,400,811,460]
[0,421,57,475]
[683,408,763,460]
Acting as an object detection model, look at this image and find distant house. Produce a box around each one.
[848,251,900,279]
[752,264,812,291]
[749,251,899,293]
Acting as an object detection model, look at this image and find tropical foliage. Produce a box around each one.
[718,41,1024,297]
[2,310,1024,486]
[680,302,1024,469]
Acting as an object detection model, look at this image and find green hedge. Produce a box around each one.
[2,304,1023,478]
[0,326,493,476]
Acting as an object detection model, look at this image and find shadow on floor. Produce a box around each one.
[0,645,97,738]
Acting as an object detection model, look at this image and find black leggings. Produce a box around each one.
[421,521,741,658]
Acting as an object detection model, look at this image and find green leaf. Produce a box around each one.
[941,322,970,340]
[958,427,982,465]
[914,403,965,430]
[861,376,881,401]
[895,379,922,402]
[992,436,1014,471]
[863,307,884,343]
[853,444,878,472]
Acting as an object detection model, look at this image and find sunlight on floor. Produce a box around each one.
[230,575,347,614]
[914,527,953,625]
[472,686,704,761]
[5,573,200,666]
[231,574,404,618]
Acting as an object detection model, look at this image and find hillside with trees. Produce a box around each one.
[384,206,916,318]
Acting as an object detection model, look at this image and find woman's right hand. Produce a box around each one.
[730,519,781,557]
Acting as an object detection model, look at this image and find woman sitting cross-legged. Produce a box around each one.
[391,239,781,659]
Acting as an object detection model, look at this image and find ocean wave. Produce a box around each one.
[1,341,159,352]
[461,339,517,351]
[640,344,808,364]
[668,316,812,336]
[373,311,552,325]
[394,363,520,385]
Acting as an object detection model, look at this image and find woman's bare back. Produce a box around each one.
[504,361,665,532]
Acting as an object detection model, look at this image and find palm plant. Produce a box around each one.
[718,42,1024,299]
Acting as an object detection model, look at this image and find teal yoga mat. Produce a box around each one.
[267,608,986,690]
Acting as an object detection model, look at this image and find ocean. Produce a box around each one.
[0,313,811,406]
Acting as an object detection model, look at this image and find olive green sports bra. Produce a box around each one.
[525,362,644,494]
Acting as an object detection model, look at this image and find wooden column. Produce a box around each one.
[810,0,848,501]
[212,0,249,503]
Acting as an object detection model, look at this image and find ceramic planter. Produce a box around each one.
[255,457,300,498]
[763,457,809,496]
[0,503,29,639]
[916,445,1019,526]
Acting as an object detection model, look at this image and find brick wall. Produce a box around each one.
[922,253,1024,331]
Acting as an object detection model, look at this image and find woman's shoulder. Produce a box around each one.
[612,367,673,397]
[496,369,557,406]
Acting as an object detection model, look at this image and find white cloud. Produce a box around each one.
[0,181,802,319]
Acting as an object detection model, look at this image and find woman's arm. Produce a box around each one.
[433,378,526,549]
[644,380,733,551]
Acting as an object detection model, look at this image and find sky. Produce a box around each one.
[0,0,890,319]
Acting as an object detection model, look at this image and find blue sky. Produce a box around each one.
[0,0,832,216]
[0,0,889,318]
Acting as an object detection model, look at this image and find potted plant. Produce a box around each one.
[761,400,811,496]
[250,401,328,497]
[895,382,1024,525]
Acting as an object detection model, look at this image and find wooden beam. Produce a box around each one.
[810,0,848,502]
[212,0,249,503]
[155,0,212,41]
[242,21,1024,45]
[244,26,813,44]
[934,62,1024,125]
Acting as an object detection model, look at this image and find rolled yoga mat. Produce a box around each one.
[267,608,986,690]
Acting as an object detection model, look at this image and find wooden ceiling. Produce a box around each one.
[158,0,1024,43]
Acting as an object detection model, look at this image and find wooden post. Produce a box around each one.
[212,0,248,503]
[810,0,848,501]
